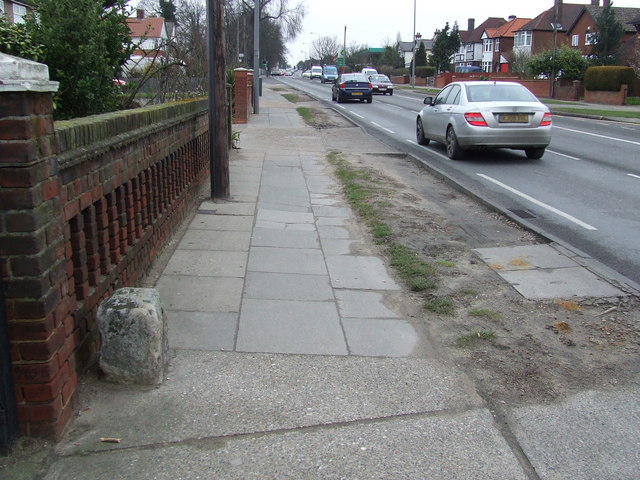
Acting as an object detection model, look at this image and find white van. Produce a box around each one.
[361,67,378,77]
[310,66,323,79]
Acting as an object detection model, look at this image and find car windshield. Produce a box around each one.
[466,84,537,102]
[341,74,368,83]
[325,66,337,74]
[370,75,390,82]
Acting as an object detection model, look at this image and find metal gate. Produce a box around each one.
[0,277,18,452]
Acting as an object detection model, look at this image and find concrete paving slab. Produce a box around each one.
[58,351,483,452]
[510,388,640,479]
[318,224,352,239]
[236,299,347,355]
[251,227,319,248]
[474,244,579,270]
[167,311,237,351]
[244,272,333,301]
[48,409,525,480]
[500,267,623,299]
[176,230,250,252]
[320,238,357,255]
[326,255,400,290]
[162,250,247,277]
[257,201,310,213]
[198,201,256,216]
[248,246,327,275]
[335,290,401,318]
[343,318,418,357]
[188,214,253,231]
[256,208,315,224]
[254,220,316,231]
[156,275,244,312]
[312,205,351,218]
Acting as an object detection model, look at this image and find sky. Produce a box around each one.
[284,0,635,65]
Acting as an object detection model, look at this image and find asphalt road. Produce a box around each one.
[278,76,640,288]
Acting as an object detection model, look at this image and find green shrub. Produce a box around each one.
[416,66,437,78]
[584,66,635,92]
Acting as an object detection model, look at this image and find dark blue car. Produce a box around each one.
[331,73,373,103]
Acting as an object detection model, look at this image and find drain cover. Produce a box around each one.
[509,209,536,219]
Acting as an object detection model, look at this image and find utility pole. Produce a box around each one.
[411,0,416,88]
[253,0,260,114]
[207,0,229,198]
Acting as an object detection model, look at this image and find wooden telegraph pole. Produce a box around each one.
[207,0,230,198]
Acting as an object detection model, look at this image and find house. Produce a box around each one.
[454,17,507,71]
[0,0,34,23]
[398,38,433,69]
[481,16,531,72]
[125,9,172,73]
[569,0,640,56]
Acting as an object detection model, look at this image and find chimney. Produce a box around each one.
[136,9,144,19]
[468,18,475,31]
[508,15,516,21]
[554,0,563,28]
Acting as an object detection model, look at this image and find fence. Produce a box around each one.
[0,54,211,438]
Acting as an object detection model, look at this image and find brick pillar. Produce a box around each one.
[233,68,253,124]
[0,53,77,438]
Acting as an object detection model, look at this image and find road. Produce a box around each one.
[278,76,640,287]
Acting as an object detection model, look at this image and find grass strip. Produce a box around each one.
[296,106,315,124]
[327,152,437,292]
[456,331,496,347]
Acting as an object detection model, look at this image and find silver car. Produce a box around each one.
[416,81,552,160]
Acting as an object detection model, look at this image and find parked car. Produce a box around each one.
[455,65,482,73]
[416,81,551,160]
[361,67,378,77]
[332,73,373,103]
[310,65,323,79]
[302,70,311,78]
[368,74,393,95]
[321,65,339,84]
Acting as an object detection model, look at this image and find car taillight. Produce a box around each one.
[540,112,552,126]
[340,82,346,88]
[368,83,373,88]
[464,112,487,126]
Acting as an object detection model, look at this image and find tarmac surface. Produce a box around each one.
[3,80,640,479]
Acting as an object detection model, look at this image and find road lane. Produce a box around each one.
[278,76,640,286]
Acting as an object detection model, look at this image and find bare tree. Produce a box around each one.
[311,35,339,64]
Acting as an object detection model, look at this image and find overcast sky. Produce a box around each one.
[285,0,633,65]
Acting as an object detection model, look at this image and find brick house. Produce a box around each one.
[0,0,34,23]
[454,17,507,71]
[481,16,532,73]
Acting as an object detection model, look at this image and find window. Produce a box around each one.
[515,31,532,47]
[445,85,461,105]
[484,40,493,52]
[0,2,4,14]
[434,86,452,106]
[572,34,579,47]
[13,4,27,24]
[495,39,500,51]
[585,32,596,45]
[482,61,492,72]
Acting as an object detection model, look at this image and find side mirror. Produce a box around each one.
[424,97,434,105]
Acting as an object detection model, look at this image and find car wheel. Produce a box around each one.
[446,126,464,160]
[525,147,545,159]
[366,98,372,104]
[416,118,430,146]
[337,94,343,104]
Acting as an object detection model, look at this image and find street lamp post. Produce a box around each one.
[411,0,416,88]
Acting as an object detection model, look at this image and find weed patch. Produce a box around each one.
[425,297,455,315]
[296,106,315,124]
[456,331,496,347]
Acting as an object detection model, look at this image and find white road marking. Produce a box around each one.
[547,150,581,161]
[554,126,640,146]
[351,112,364,119]
[370,122,394,134]
[477,173,598,231]
[628,173,640,180]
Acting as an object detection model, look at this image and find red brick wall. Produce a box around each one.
[1,92,210,438]
[584,85,628,105]
[233,68,254,124]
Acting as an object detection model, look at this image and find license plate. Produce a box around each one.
[352,92,362,96]
[500,113,528,123]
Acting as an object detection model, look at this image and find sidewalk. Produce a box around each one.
[5,80,639,479]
